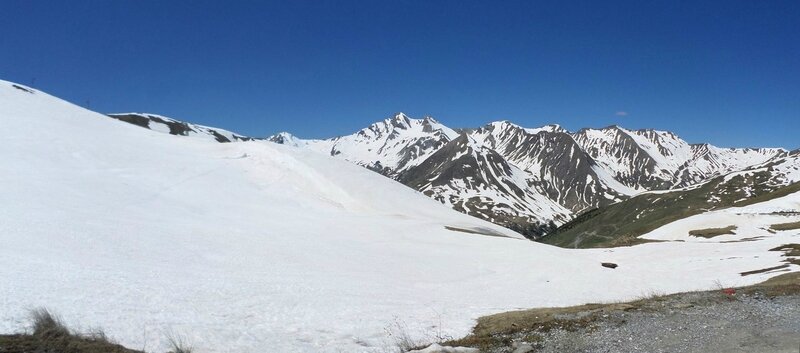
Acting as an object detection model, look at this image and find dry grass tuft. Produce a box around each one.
[167,333,194,353]
[30,307,70,338]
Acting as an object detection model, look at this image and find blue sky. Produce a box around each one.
[1,1,798,148]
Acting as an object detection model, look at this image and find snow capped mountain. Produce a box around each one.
[271,115,792,238]
[722,149,800,188]
[471,121,627,212]
[266,131,307,147]
[108,113,256,143]
[676,144,787,187]
[572,126,684,190]
[400,134,571,236]
[571,126,787,190]
[296,112,460,177]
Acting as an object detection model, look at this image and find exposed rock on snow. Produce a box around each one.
[108,113,256,143]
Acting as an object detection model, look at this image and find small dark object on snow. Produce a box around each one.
[601,262,618,269]
[12,84,34,93]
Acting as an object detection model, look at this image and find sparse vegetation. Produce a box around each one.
[0,309,201,353]
[30,307,71,338]
[0,308,141,353]
[745,271,800,296]
[688,225,737,238]
[166,333,194,353]
[384,317,424,352]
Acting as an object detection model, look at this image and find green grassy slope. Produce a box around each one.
[542,171,800,248]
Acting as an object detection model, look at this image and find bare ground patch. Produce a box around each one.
[771,220,800,231]
[688,225,737,238]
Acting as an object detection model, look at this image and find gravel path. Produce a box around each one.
[497,291,800,353]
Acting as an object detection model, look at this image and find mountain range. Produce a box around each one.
[267,113,798,238]
[103,112,798,239]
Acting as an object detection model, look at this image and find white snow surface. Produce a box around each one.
[1,80,798,353]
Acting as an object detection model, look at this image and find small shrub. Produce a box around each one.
[85,327,113,344]
[29,307,70,338]
[167,333,194,353]
[384,317,423,352]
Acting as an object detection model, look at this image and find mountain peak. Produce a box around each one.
[267,132,306,146]
[526,123,566,134]
[483,121,567,135]
[482,120,528,136]
[422,115,439,123]
[488,120,520,128]
[387,112,412,129]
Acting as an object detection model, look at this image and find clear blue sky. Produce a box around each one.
[1,1,798,148]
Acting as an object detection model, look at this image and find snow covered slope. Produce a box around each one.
[1,80,796,353]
